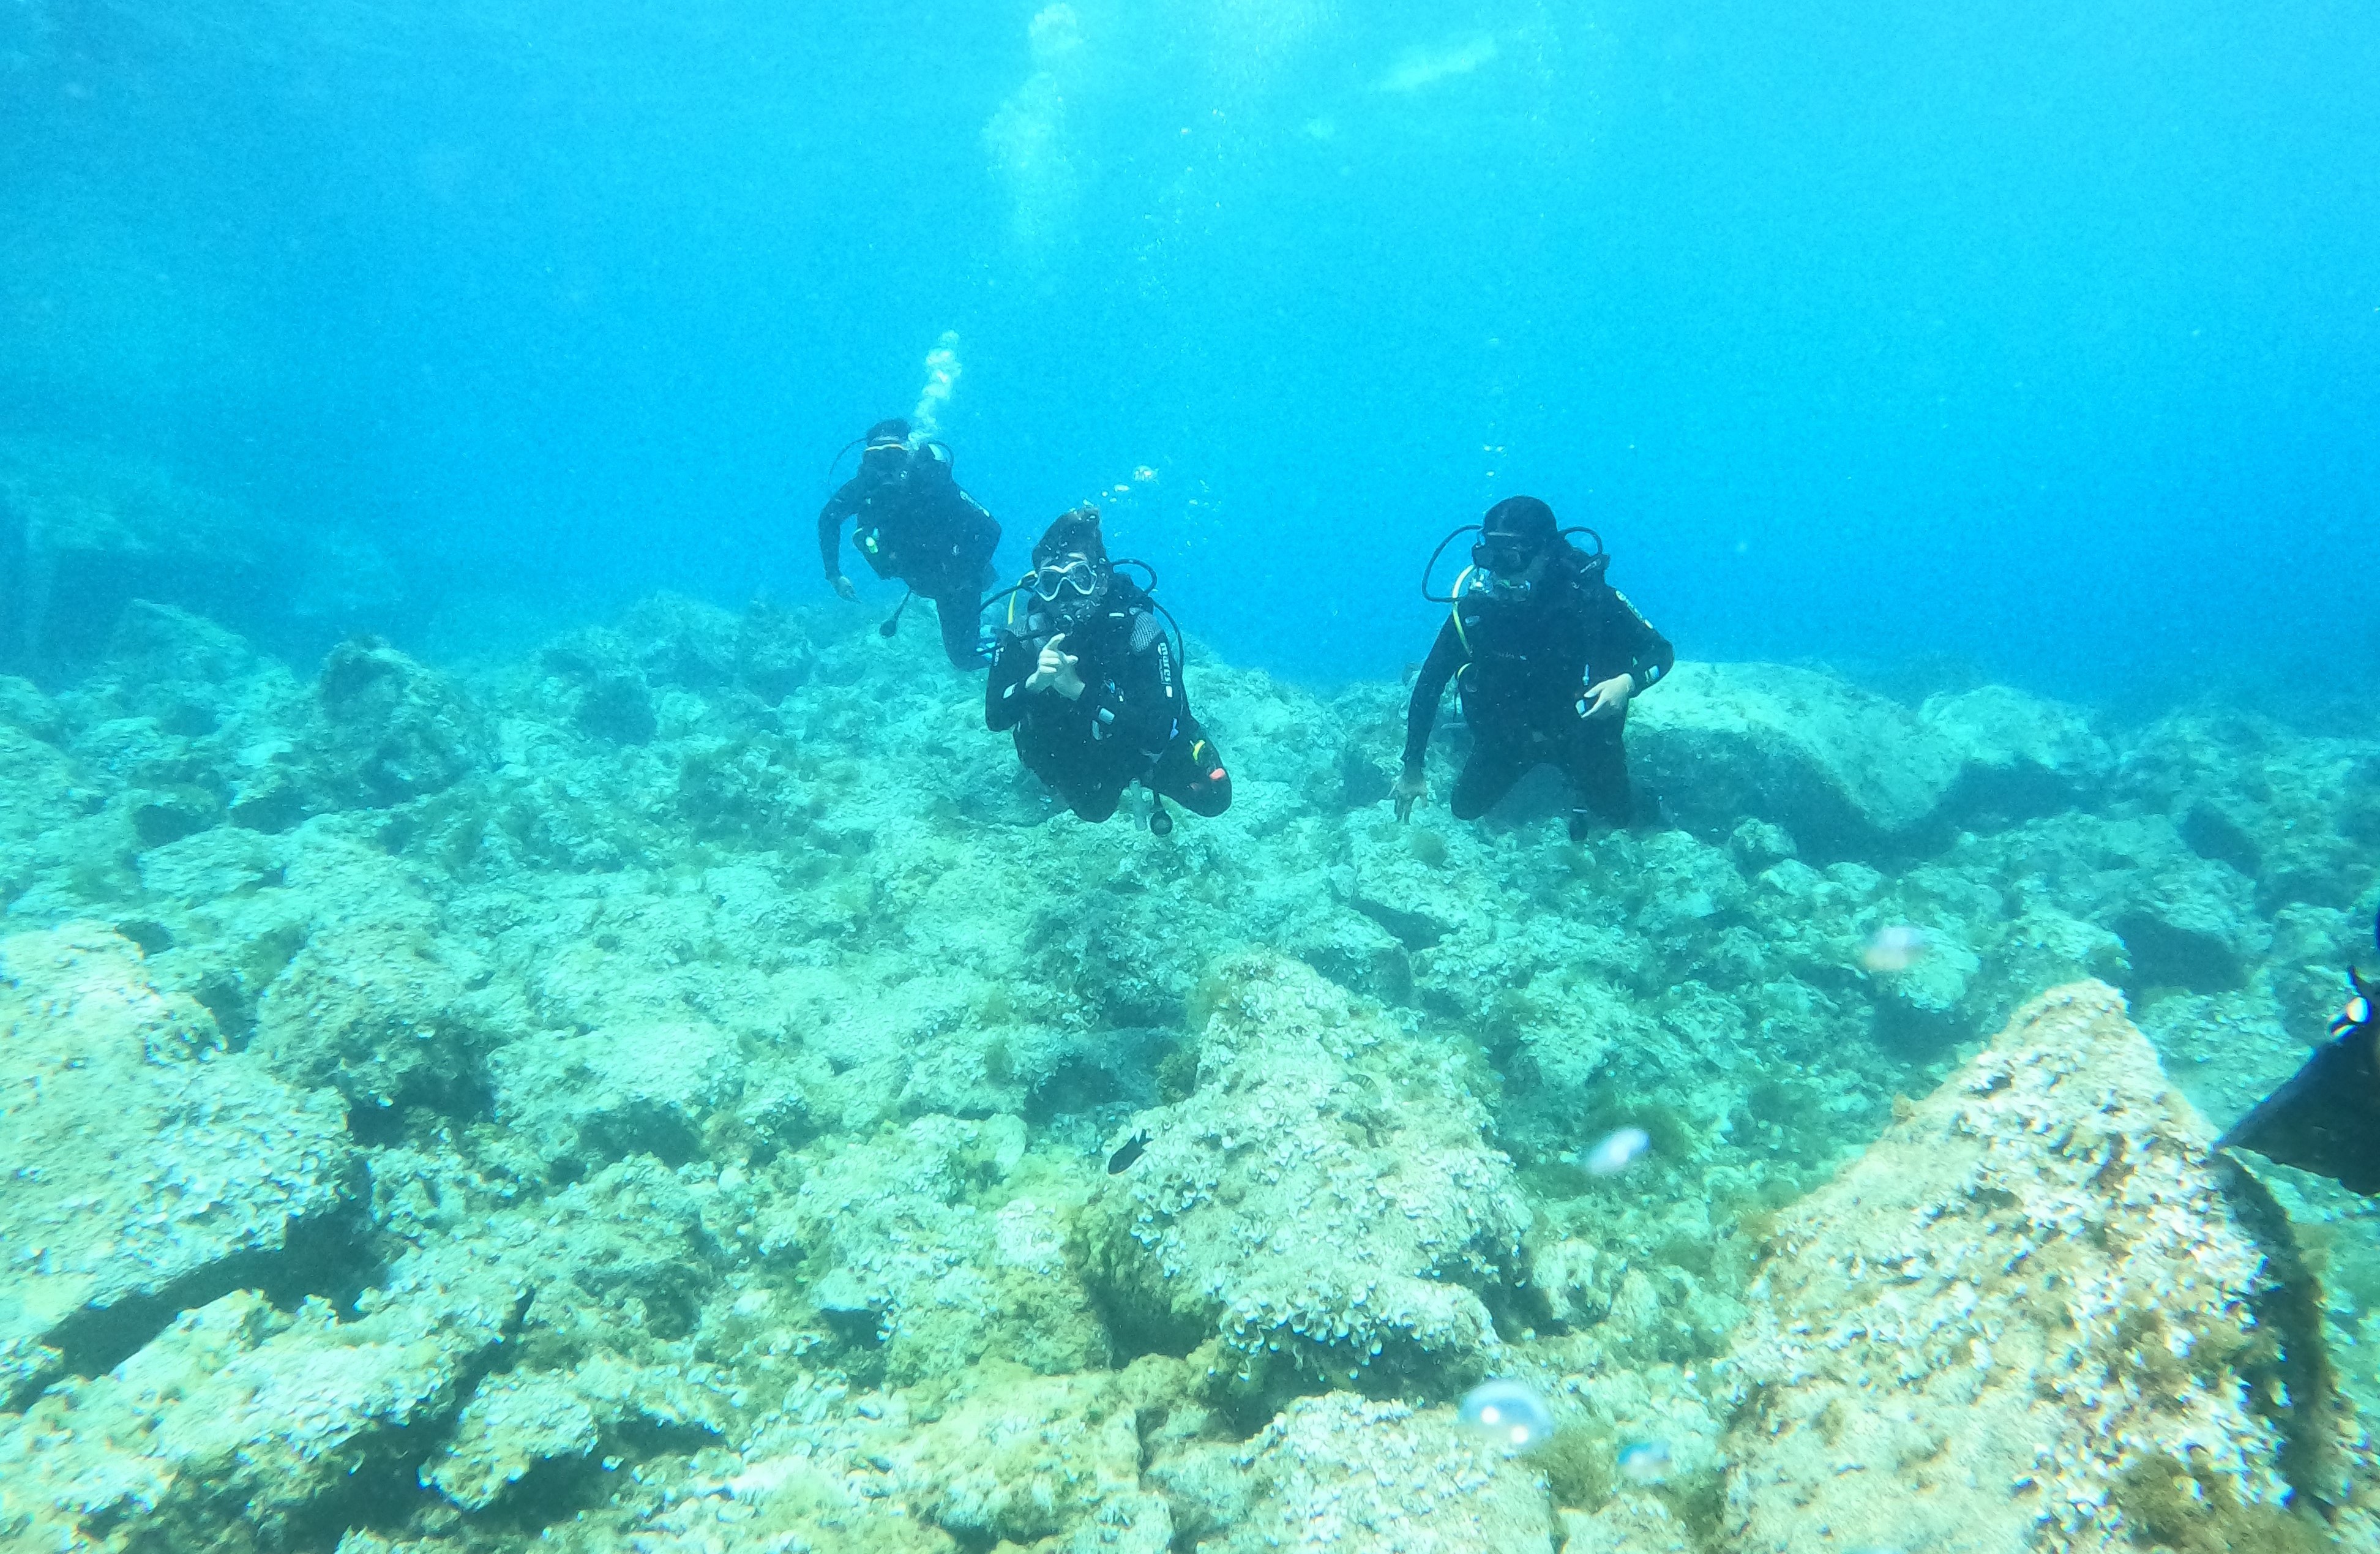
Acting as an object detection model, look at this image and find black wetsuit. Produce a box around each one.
[986,585,1232,824]
[1402,563,1674,825]
[818,448,1000,669]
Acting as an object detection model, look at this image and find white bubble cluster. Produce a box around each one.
[1862,923,1928,974]
[1456,1379,1554,1450]
[911,331,962,440]
[1585,1125,1651,1177]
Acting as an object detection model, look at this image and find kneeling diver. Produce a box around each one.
[1396,496,1674,841]
[986,507,1231,833]
[2218,906,2380,1195]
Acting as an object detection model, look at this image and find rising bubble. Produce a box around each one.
[1456,1379,1554,1449]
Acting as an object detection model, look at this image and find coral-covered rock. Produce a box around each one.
[1077,953,1530,1398]
[1718,981,2377,1553]
[0,925,356,1403]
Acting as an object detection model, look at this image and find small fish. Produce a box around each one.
[1617,1437,1673,1484]
[1107,1130,1151,1174]
[1862,923,1928,974]
[1585,1125,1651,1177]
[1457,1379,1554,1449]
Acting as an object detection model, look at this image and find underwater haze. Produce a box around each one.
[5,0,2378,702]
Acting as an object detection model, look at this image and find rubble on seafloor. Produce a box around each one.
[0,576,2376,1552]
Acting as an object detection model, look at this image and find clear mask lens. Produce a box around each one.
[1033,559,1099,601]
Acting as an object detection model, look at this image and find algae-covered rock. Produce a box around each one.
[423,1350,735,1512]
[1210,1392,1557,1553]
[873,1367,1174,1551]
[1918,681,2114,822]
[1719,981,2377,1553]
[489,1017,745,1168]
[0,1263,523,1554]
[308,636,487,806]
[0,438,399,669]
[762,1113,1108,1385]
[1079,952,1530,1398]
[0,923,356,1403]
[251,920,500,1125]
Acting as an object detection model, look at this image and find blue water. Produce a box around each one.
[5,0,2376,706]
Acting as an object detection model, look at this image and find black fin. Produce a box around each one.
[2219,1021,2380,1195]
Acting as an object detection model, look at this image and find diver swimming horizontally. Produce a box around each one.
[2217,905,2380,1195]
[1396,496,1675,841]
[818,418,1002,669]
[985,506,1231,833]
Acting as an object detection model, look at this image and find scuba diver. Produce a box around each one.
[1396,495,1674,842]
[2218,905,2380,1194]
[818,418,1001,669]
[985,506,1230,834]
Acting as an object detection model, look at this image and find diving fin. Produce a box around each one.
[2219,941,2380,1195]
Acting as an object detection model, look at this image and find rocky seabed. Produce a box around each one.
[4,580,2380,1553]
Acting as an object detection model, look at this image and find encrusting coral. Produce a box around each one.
[0,562,2376,1553]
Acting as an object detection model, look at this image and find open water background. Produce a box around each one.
[4,0,2376,708]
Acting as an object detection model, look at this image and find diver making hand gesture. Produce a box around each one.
[1023,634,1086,699]
[986,507,1231,833]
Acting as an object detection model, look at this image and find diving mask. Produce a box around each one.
[1471,536,1541,577]
[1031,555,1103,601]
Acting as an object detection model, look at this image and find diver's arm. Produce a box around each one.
[818,486,857,580]
[1611,588,1674,692]
[986,634,1035,731]
[1401,620,1464,769]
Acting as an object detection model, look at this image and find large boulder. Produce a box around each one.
[1718,982,2379,1553]
[1076,952,1531,1401]
[1631,663,1963,858]
[0,925,357,1404]
[1631,663,2110,860]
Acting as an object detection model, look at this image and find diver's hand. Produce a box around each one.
[1393,767,1427,821]
[832,574,858,601]
[1582,674,1636,723]
[1027,635,1087,699]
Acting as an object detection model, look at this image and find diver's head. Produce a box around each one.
[1030,506,1112,619]
[1473,496,1560,593]
[861,419,912,471]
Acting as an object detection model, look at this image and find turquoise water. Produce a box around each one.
[4,0,2377,702]
[4,5,2380,1552]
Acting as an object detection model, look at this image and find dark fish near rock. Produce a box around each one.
[1107,1130,1151,1174]
[2218,906,2380,1195]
